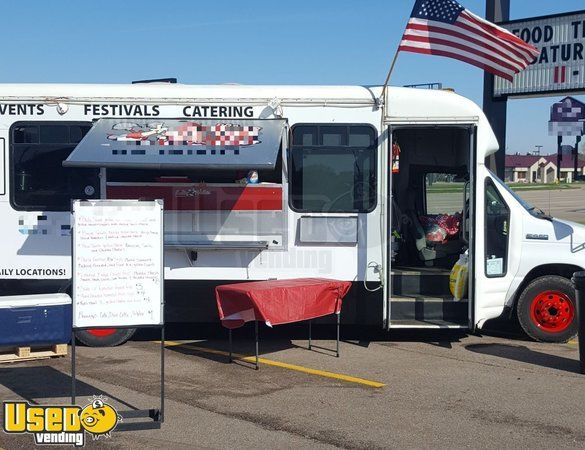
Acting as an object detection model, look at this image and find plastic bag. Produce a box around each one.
[420,213,461,243]
[437,213,461,237]
[449,252,468,301]
[424,223,447,243]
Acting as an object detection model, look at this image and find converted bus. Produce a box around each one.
[0,82,583,346]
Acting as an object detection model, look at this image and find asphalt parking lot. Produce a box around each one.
[1,325,584,449]
[1,186,584,449]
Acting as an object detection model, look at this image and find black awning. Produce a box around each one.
[64,118,286,170]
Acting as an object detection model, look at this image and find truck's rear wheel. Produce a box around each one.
[75,328,136,347]
[517,275,577,343]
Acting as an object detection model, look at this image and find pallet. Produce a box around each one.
[0,344,67,364]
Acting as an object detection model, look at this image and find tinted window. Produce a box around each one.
[290,124,377,213]
[348,126,375,147]
[292,126,317,146]
[13,126,39,144]
[320,126,348,146]
[11,122,99,211]
[40,126,69,144]
[70,125,92,144]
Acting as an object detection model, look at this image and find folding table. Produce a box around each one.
[215,278,352,369]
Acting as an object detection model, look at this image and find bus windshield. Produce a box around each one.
[489,171,552,220]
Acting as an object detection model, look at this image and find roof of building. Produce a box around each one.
[506,153,585,169]
[543,154,585,169]
[505,154,541,168]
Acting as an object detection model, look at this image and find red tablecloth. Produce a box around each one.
[215,278,352,329]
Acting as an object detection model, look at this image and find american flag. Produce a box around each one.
[399,0,539,81]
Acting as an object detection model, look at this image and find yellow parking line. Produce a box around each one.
[567,339,578,346]
[161,340,385,389]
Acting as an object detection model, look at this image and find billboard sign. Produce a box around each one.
[494,10,585,97]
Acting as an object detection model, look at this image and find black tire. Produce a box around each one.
[75,328,136,347]
[517,275,577,343]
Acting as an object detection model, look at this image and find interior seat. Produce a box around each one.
[403,190,462,267]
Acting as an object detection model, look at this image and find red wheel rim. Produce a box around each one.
[86,328,117,337]
[529,290,575,333]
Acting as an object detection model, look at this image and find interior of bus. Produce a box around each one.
[390,126,472,327]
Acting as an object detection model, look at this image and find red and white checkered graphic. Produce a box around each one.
[165,123,261,147]
[108,122,262,148]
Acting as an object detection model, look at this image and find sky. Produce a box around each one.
[0,0,583,155]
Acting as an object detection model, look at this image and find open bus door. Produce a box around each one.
[384,123,477,330]
[473,165,521,331]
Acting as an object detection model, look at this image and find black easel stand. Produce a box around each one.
[72,325,165,430]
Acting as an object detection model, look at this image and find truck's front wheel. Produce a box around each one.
[517,275,577,343]
[75,328,136,347]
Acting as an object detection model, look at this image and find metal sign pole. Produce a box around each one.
[557,136,563,181]
[160,324,165,423]
[575,136,582,181]
[482,0,510,179]
[71,199,77,406]
[71,330,76,404]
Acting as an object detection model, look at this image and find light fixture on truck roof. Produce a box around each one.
[131,78,178,84]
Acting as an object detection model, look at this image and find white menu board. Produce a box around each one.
[72,200,164,328]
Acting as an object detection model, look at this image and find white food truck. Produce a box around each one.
[0,82,582,346]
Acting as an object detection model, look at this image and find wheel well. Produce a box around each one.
[510,264,583,316]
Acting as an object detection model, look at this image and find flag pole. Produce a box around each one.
[379,48,400,105]
[380,0,415,106]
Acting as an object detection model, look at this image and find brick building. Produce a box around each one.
[505,153,585,183]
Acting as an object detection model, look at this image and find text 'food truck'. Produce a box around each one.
[0,82,583,346]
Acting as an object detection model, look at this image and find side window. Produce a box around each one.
[11,122,98,211]
[485,179,510,277]
[425,173,466,215]
[289,124,377,213]
[0,138,5,196]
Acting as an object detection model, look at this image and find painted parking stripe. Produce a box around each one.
[161,340,385,389]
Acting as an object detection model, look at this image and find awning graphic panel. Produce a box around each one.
[64,118,286,169]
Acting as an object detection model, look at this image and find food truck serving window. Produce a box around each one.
[10,122,99,211]
[289,124,377,213]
